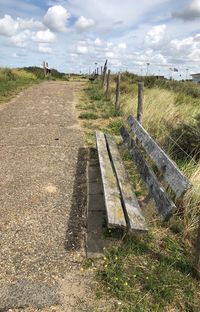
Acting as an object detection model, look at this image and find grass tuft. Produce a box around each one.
[79,112,98,120]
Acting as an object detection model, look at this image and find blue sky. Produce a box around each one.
[0,0,200,78]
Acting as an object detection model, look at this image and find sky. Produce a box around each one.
[0,0,200,78]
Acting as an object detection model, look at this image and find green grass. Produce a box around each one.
[96,231,199,312]
[84,82,121,118]
[0,68,39,102]
[79,112,99,120]
[0,67,69,103]
[79,74,200,311]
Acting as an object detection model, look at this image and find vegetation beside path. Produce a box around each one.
[0,67,68,103]
[78,74,200,311]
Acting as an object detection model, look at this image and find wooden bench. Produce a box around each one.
[96,131,148,233]
[96,115,191,233]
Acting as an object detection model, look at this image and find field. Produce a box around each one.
[78,73,200,311]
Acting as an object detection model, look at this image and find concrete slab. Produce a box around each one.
[88,166,101,183]
[88,193,105,211]
[86,158,110,258]
[88,181,103,195]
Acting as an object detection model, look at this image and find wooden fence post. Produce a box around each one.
[137,82,144,123]
[102,66,107,87]
[43,61,47,77]
[106,69,111,99]
[115,73,120,113]
[101,66,103,75]
[195,219,200,278]
[102,59,108,83]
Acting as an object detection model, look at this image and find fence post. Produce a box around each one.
[195,219,200,278]
[102,66,107,87]
[101,66,103,76]
[43,61,47,77]
[115,73,120,113]
[106,69,111,99]
[137,82,144,123]
[102,60,108,83]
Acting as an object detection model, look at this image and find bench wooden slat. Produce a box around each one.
[120,126,176,220]
[127,115,190,198]
[96,131,126,228]
[106,134,148,233]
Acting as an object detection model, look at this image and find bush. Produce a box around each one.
[22,67,66,80]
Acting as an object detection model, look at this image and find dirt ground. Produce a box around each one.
[0,82,114,312]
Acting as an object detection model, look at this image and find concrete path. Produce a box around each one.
[0,82,94,311]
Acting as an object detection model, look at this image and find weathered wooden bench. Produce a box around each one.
[96,115,191,233]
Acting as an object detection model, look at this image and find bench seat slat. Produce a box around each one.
[106,134,148,233]
[120,126,176,221]
[127,115,191,198]
[96,131,126,229]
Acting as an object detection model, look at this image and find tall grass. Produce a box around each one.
[84,74,200,241]
[0,68,38,102]
[119,74,200,240]
[0,67,68,103]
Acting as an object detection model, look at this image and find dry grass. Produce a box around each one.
[183,165,200,238]
[120,84,200,240]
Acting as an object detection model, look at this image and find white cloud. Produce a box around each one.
[94,38,103,47]
[38,43,52,53]
[17,18,44,31]
[44,5,70,32]
[189,49,200,61]
[170,37,197,59]
[145,24,166,48]
[151,53,167,65]
[77,45,88,54]
[118,43,126,50]
[194,33,200,41]
[33,29,56,43]
[0,15,44,38]
[10,30,32,48]
[75,16,95,32]
[105,51,115,58]
[173,0,200,21]
[67,0,168,30]
[0,15,18,37]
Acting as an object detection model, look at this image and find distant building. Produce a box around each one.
[191,73,200,83]
[155,75,166,80]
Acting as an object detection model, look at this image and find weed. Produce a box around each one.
[79,112,98,120]
[97,234,199,311]
[107,119,124,135]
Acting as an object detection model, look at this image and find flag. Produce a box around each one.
[174,68,178,72]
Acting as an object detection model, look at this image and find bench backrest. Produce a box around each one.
[121,115,191,220]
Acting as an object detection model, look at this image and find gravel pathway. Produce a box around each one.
[0,82,92,311]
